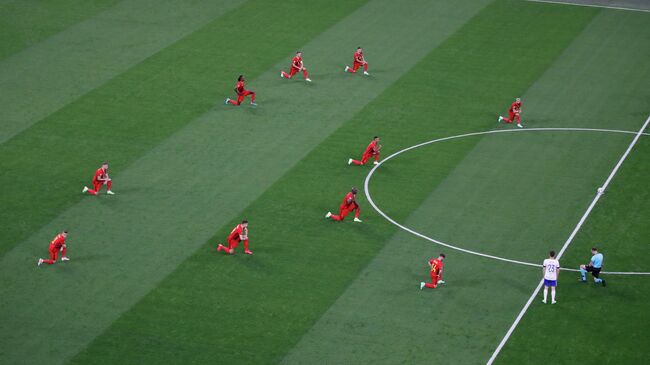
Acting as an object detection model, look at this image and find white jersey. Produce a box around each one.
[543,259,560,280]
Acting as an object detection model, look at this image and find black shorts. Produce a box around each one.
[586,266,601,278]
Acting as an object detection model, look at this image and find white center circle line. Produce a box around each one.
[364,127,650,275]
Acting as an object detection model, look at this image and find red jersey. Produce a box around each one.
[93,167,108,184]
[228,224,247,241]
[509,101,521,113]
[354,50,364,63]
[292,56,303,69]
[235,81,245,95]
[364,140,378,155]
[429,258,443,275]
[50,234,66,250]
[342,192,356,207]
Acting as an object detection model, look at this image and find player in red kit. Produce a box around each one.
[345,47,369,76]
[281,51,312,82]
[83,162,114,195]
[498,97,523,128]
[420,253,445,289]
[216,220,253,255]
[348,136,381,166]
[326,187,362,223]
[225,75,257,106]
[38,231,70,266]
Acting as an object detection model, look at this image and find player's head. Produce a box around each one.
[238,75,245,82]
[62,230,68,237]
[351,187,358,195]
[241,219,248,227]
[515,97,521,103]
[296,51,302,56]
[438,253,446,260]
[591,247,598,254]
[373,136,379,141]
[102,162,108,169]
[549,250,556,258]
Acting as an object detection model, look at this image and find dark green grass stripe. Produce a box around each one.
[69,2,599,364]
[0,0,368,258]
[0,0,120,60]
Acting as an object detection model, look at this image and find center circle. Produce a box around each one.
[364,127,650,275]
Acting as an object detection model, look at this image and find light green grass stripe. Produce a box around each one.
[284,7,650,365]
[0,0,246,145]
[0,0,120,60]
[0,1,491,364]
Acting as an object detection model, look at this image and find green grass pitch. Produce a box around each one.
[1,0,649,364]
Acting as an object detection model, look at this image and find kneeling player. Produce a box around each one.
[348,136,381,166]
[326,187,362,223]
[38,231,70,266]
[83,162,114,195]
[420,254,445,289]
[498,97,523,128]
[281,51,311,82]
[579,247,605,286]
[217,220,253,255]
[344,47,369,76]
[225,75,257,106]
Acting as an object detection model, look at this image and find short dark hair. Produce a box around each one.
[102,162,108,165]
[63,230,68,233]
[238,75,244,81]
[296,50,301,53]
[591,247,598,251]
[242,220,248,224]
[373,136,378,139]
[351,187,358,194]
[549,250,556,258]
[439,253,446,258]
[357,46,362,49]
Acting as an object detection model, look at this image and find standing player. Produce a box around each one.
[216,220,253,255]
[325,187,362,223]
[542,250,560,304]
[82,162,114,195]
[420,253,446,289]
[225,75,257,106]
[498,97,523,128]
[579,247,605,286]
[348,136,381,166]
[344,47,369,76]
[37,231,70,266]
[281,51,312,82]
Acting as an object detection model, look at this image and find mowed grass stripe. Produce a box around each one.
[0,0,119,59]
[0,0,364,258]
[1,0,496,363]
[70,1,597,364]
[0,0,248,145]
[0,1,371,364]
[284,2,615,364]
[496,140,650,365]
[494,8,650,363]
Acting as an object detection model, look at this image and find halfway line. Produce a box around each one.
[486,115,650,365]
[526,0,650,13]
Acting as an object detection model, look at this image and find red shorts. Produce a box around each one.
[48,246,60,261]
[237,90,254,103]
[338,202,359,218]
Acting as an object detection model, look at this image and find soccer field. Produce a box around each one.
[1,0,649,364]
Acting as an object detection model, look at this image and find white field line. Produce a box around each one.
[364,127,650,275]
[525,0,650,13]
[485,116,650,365]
